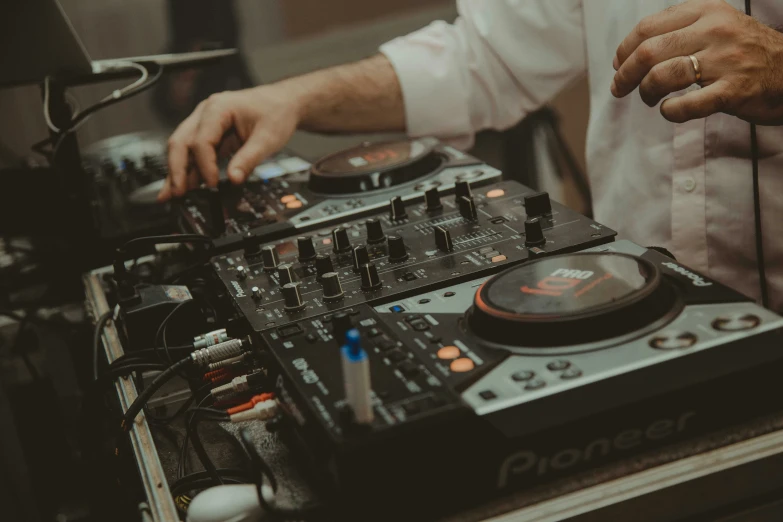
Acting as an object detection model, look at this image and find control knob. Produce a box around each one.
[455,180,472,200]
[243,232,262,258]
[315,254,335,281]
[524,217,546,247]
[390,196,408,221]
[434,226,454,252]
[277,263,296,285]
[332,227,352,253]
[360,263,382,291]
[365,218,386,244]
[459,196,478,221]
[297,236,317,262]
[261,245,280,271]
[281,283,306,312]
[352,245,370,272]
[524,191,553,217]
[387,235,409,263]
[425,187,443,212]
[321,272,345,302]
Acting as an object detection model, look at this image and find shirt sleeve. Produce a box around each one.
[380,0,586,148]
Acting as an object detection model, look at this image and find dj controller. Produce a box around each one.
[90,135,783,520]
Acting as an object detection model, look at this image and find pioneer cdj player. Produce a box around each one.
[181,138,503,247]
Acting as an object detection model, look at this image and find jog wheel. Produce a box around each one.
[307,138,444,195]
[466,253,682,354]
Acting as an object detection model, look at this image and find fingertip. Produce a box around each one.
[613,55,619,71]
[229,167,246,184]
[610,79,619,98]
[157,177,172,202]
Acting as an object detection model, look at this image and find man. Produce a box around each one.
[159,0,783,310]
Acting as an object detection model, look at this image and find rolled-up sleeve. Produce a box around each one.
[380,0,586,148]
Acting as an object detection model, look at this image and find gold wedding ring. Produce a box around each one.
[689,55,702,84]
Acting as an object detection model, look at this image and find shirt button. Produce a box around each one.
[682,177,696,192]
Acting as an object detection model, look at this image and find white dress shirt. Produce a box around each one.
[380,0,783,311]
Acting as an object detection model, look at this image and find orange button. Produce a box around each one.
[281,195,297,203]
[491,255,507,263]
[486,189,505,198]
[286,200,303,209]
[437,346,461,360]
[322,238,332,245]
[450,358,475,373]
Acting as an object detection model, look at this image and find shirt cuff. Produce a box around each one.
[380,21,474,150]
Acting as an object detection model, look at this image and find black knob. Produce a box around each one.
[524,217,546,247]
[352,245,371,272]
[387,235,409,263]
[459,196,478,221]
[332,227,352,253]
[524,191,553,217]
[277,263,296,285]
[360,263,382,291]
[434,226,453,252]
[390,196,407,221]
[297,236,317,262]
[261,245,280,271]
[455,180,472,201]
[365,218,386,244]
[281,282,305,311]
[251,286,262,300]
[332,312,353,347]
[243,232,262,258]
[207,187,226,236]
[425,187,443,212]
[321,272,344,302]
[315,254,334,281]
[236,265,247,280]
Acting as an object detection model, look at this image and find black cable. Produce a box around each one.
[180,395,215,479]
[107,344,192,370]
[185,408,229,484]
[92,310,113,381]
[121,357,193,431]
[155,300,194,367]
[169,469,250,498]
[745,0,769,308]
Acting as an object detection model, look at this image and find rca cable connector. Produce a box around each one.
[229,399,278,423]
[210,370,265,400]
[191,338,245,368]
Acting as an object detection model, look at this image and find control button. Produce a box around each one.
[236,265,247,280]
[390,196,408,221]
[547,360,571,372]
[352,245,371,272]
[561,368,583,380]
[387,235,409,263]
[281,283,305,312]
[331,227,352,253]
[315,254,334,281]
[367,328,382,338]
[377,339,397,352]
[323,314,333,323]
[444,291,456,297]
[251,286,262,300]
[491,255,507,263]
[359,263,382,291]
[434,226,454,253]
[425,187,443,212]
[280,194,297,204]
[387,349,408,363]
[306,333,318,343]
[297,236,317,262]
[437,346,461,360]
[404,272,418,281]
[479,247,495,254]
[410,320,429,332]
[365,218,386,244]
[403,315,423,323]
[261,245,280,271]
[649,331,698,350]
[277,263,296,285]
[459,196,478,221]
[243,232,262,258]
[359,318,376,327]
[286,200,303,209]
[450,358,475,373]
[277,323,303,338]
[712,313,761,332]
[320,272,345,303]
[524,191,553,217]
[525,379,547,391]
[389,305,405,313]
[398,360,420,378]
[455,180,472,200]
[524,218,546,247]
[511,370,535,382]
[486,189,505,198]
[479,390,497,401]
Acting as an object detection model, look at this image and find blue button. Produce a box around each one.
[390,305,405,313]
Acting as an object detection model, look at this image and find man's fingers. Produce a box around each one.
[157,176,172,202]
[613,29,701,98]
[226,131,278,184]
[192,97,234,188]
[165,135,190,198]
[615,3,702,69]
[660,80,732,123]
[638,55,701,107]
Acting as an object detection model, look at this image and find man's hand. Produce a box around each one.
[611,0,783,124]
[158,85,300,202]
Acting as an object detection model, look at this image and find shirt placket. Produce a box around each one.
[670,117,708,272]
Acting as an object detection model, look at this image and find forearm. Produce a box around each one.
[280,54,406,134]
